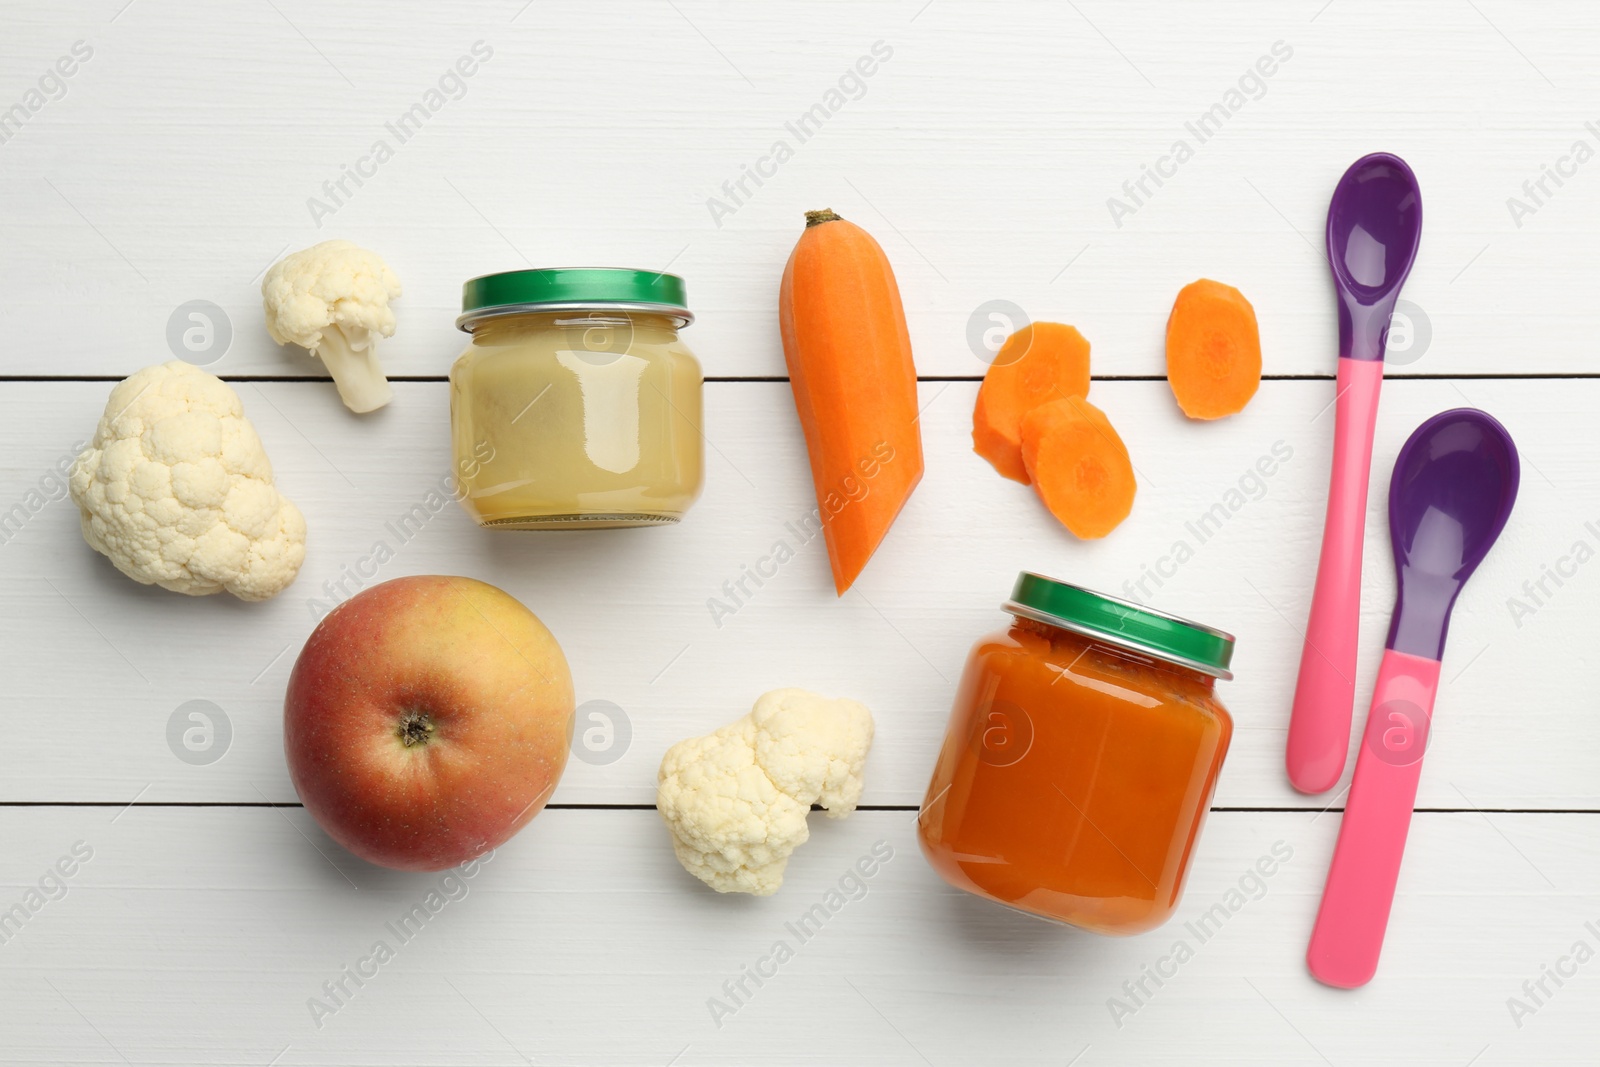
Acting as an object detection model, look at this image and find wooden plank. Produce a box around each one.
[0,807,1592,1065]
[0,378,1590,808]
[3,1,1600,376]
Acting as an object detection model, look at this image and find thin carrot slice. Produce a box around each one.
[1165,279,1261,420]
[973,322,1091,484]
[1020,396,1136,539]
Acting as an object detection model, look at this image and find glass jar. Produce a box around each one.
[450,268,704,529]
[918,573,1236,935]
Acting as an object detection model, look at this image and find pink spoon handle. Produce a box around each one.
[1287,357,1385,793]
[1307,648,1441,988]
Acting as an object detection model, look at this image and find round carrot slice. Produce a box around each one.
[973,322,1091,483]
[1020,396,1136,539]
[1165,279,1261,420]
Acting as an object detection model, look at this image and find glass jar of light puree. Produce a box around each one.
[450,268,704,529]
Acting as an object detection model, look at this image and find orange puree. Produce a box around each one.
[918,617,1233,935]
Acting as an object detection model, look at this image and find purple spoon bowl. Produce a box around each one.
[1385,408,1520,658]
[1327,152,1423,361]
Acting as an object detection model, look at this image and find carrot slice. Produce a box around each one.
[973,322,1091,484]
[1020,396,1136,539]
[1165,279,1261,419]
[779,209,925,595]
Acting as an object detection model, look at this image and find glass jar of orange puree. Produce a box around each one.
[918,572,1236,935]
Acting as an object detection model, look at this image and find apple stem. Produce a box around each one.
[397,709,435,748]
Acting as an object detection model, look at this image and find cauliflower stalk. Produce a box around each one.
[657,688,875,895]
[262,240,401,414]
[68,361,307,601]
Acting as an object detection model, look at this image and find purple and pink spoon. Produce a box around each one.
[1308,408,1520,988]
[1288,152,1424,794]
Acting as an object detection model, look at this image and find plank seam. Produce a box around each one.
[3,373,1598,384]
[0,802,1595,814]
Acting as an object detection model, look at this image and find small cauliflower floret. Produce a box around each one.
[262,239,402,414]
[656,688,874,895]
[68,361,307,601]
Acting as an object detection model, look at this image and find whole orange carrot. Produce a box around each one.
[779,208,924,594]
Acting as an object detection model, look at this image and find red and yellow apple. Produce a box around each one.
[284,574,574,871]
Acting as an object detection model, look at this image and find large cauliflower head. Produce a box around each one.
[68,361,307,601]
[656,688,875,895]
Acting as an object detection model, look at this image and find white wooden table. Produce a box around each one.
[2,1,1596,1063]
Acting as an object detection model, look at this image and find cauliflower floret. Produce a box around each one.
[68,361,307,601]
[262,239,401,414]
[656,688,874,895]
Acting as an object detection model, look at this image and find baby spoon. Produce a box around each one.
[1287,152,1423,794]
[1307,408,1519,988]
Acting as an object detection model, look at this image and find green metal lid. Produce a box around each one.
[1005,571,1235,679]
[457,267,692,331]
